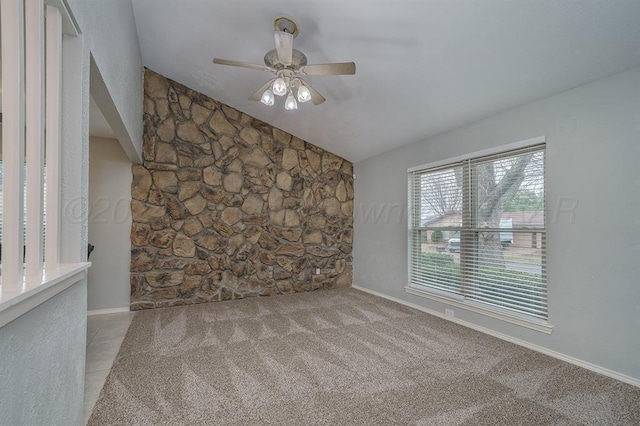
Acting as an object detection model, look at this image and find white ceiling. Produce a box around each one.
[131,0,640,163]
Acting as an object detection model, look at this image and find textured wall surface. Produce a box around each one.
[0,281,87,425]
[66,0,143,160]
[130,70,353,310]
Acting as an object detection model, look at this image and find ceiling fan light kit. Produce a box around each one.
[212,16,356,111]
[265,71,311,110]
[272,77,287,96]
[297,85,311,103]
[284,92,298,110]
[260,89,275,106]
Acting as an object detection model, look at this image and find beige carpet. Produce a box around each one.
[88,289,639,425]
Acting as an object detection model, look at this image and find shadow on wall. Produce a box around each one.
[130,69,354,310]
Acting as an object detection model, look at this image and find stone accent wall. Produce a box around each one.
[130,69,354,310]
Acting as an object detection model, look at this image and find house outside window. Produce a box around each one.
[408,142,547,323]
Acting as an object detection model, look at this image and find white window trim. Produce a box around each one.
[407,135,546,173]
[406,135,551,333]
[0,263,90,328]
[405,285,553,334]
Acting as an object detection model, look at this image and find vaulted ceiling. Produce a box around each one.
[131,0,640,162]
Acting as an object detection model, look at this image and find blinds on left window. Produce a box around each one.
[1,0,61,283]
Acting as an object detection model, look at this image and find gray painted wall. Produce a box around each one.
[353,66,640,381]
[66,0,144,161]
[0,281,87,424]
[88,137,133,311]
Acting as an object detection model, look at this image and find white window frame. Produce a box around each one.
[0,0,90,329]
[406,136,552,334]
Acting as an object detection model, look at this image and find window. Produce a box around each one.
[0,162,47,263]
[408,143,546,323]
[0,0,87,329]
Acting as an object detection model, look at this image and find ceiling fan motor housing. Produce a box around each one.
[264,49,308,70]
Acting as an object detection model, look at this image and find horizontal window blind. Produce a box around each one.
[0,162,47,261]
[409,144,547,320]
[409,163,466,296]
[1,1,65,282]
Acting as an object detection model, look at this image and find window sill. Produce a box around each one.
[0,262,91,328]
[405,284,553,334]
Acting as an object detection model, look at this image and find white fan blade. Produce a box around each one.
[298,78,326,105]
[249,78,276,101]
[274,31,293,65]
[213,58,272,72]
[300,62,356,76]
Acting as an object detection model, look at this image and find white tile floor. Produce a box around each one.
[84,311,135,424]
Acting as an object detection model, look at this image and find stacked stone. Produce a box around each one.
[130,69,354,310]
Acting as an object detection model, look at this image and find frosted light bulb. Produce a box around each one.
[272,78,287,96]
[297,85,311,103]
[260,89,274,106]
[284,92,298,110]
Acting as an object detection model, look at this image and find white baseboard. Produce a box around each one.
[352,285,640,388]
[87,307,130,316]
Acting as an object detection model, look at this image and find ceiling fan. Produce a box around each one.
[212,16,356,110]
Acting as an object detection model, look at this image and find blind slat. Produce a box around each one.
[409,144,547,320]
